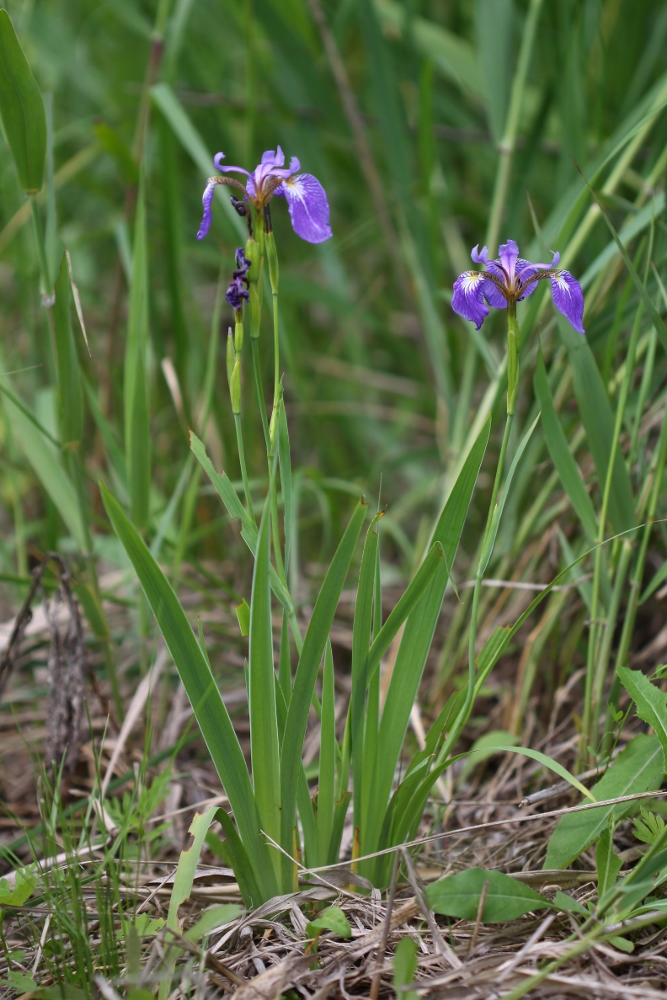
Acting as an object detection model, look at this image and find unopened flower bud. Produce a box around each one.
[230,358,241,415]
[266,231,279,293]
[226,328,235,388]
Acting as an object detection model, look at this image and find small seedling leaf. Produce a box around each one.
[0,870,35,906]
[393,936,419,1000]
[306,906,352,939]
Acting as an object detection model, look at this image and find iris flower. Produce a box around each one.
[452,239,585,334]
[197,147,332,244]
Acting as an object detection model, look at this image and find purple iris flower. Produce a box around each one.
[197,147,332,244]
[226,248,252,310]
[452,239,585,334]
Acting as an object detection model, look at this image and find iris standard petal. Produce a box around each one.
[497,239,520,279]
[452,272,490,330]
[550,270,585,334]
[282,173,332,243]
[471,245,489,265]
[197,179,216,240]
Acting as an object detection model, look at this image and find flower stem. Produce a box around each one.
[234,412,255,521]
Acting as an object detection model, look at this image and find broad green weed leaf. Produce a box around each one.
[618,667,667,766]
[306,905,351,939]
[0,10,46,193]
[427,868,550,922]
[544,734,664,869]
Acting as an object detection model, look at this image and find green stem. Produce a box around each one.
[234,412,255,520]
[251,337,271,449]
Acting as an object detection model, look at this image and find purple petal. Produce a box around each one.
[471,244,489,265]
[480,263,508,308]
[452,272,490,330]
[213,151,251,180]
[550,270,585,334]
[262,147,284,166]
[282,173,332,243]
[497,239,520,279]
[197,180,215,240]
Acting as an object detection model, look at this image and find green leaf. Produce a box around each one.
[618,667,667,766]
[596,829,622,898]
[479,414,540,575]
[374,0,483,100]
[393,937,419,1000]
[315,642,337,866]
[0,870,35,906]
[544,734,665,869]
[534,350,597,542]
[184,903,242,942]
[559,318,635,535]
[124,184,150,532]
[279,499,367,888]
[0,10,46,193]
[362,418,489,864]
[160,806,218,1000]
[100,483,278,901]
[4,392,87,551]
[236,598,250,636]
[554,891,589,917]
[53,252,83,448]
[475,0,514,142]
[306,905,351,939]
[190,431,294,613]
[167,807,218,934]
[427,868,551,922]
[248,470,281,852]
[459,730,519,784]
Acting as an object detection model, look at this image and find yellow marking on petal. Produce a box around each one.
[461,272,484,293]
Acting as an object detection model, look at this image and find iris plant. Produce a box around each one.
[197,146,332,244]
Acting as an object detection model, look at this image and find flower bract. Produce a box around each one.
[452,239,585,334]
[197,147,332,244]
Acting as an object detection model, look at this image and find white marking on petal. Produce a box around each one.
[553,272,571,295]
[461,272,484,293]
